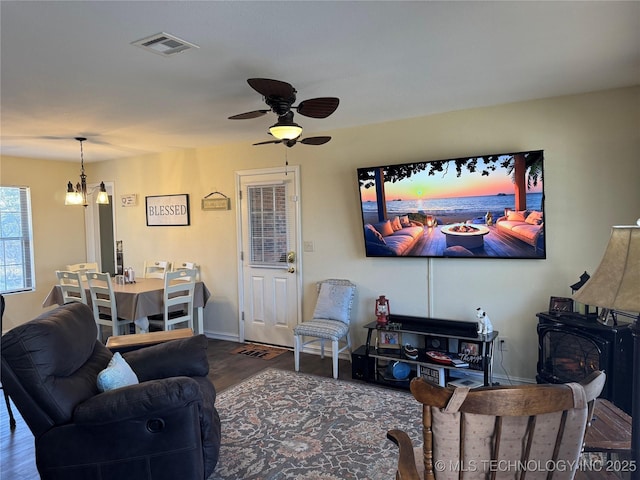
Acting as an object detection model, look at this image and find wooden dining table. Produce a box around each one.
[42,278,211,334]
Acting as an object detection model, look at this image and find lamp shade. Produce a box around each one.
[96,182,109,205]
[573,225,640,312]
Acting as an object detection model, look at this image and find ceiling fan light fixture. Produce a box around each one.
[269,122,302,140]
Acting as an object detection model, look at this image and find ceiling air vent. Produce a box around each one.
[131,32,199,57]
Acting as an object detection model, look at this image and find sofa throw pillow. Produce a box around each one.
[399,215,411,227]
[525,211,543,225]
[97,352,139,392]
[374,220,394,237]
[312,283,354,324]
[507,210,526,222]
[364,224,386,245]
[391,216,402,231]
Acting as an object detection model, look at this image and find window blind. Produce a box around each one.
[0,186,35,293]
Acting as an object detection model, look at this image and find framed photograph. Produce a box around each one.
[458,341,483,371]
[146,194,190,226]
[549,296,573,315]
[459,341,480,356]
[378,330,401,350]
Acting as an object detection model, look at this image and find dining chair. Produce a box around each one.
[86,272,134,342]
[173,261,200,280]
[149,269,196,331]
[143,260,172,279]
[293,279,356,379]
[66,262,99,280]
[56,270,87,304]
[387,371,606,480]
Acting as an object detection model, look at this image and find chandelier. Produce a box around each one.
[65,137,109,206]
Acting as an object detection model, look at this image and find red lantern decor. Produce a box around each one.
[375,295,390,326]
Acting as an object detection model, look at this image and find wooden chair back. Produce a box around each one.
[55,270,87,304]
[162,269,196,330]
[388,371,605,480]
[85,272,132,341]
[66,262,98,281]
[143,260,172,279]
[173,261,200,280]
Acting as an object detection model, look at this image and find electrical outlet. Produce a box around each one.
[499,337,509,352]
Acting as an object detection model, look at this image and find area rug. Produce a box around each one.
[230,343,288,360]
[208,368,422,480]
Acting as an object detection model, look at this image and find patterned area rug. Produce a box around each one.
[208,368,422,480]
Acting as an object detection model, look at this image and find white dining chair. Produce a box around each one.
[173,261,200,280]
[55,271,87,305]
[66,262,99,281]
[143,260,172,279]
[149,269,196,331]
[86,272,134,342]
[293,279,356,379]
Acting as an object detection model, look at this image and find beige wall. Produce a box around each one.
[2,86,639,382]
[0,157,86,327]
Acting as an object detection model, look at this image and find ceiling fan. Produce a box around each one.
[229,78,339,146]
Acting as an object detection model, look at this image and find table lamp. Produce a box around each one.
[572,222,639,478]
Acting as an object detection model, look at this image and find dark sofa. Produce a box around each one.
[1,302,221,480]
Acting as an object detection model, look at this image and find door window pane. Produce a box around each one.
[248,184,289,265]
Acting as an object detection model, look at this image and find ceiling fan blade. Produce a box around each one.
[296,98,339,118]
[228,110,269,120]
[253,139,284,146]
[300,136,331,145]
[247,78,295,99]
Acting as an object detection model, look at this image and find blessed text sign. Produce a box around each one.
[146,194,190,226]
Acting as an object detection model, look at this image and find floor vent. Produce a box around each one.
[131,32,199,57]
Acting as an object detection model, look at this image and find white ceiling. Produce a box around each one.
[1,1,638,162]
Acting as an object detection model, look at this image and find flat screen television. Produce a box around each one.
[357,150,545,259]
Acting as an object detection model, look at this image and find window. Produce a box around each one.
[248,184,290,265]
[0,186,35,293]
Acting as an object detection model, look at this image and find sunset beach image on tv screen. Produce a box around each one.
[357,150,545,259]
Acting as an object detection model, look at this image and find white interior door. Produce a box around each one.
[236,166,301,347]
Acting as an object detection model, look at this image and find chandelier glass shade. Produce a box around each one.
[65,137,109,207]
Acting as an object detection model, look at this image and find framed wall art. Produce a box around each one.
[146,194,190,226]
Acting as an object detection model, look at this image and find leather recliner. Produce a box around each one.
[1,302,221,480]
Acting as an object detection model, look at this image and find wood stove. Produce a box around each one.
[537,312,633,415]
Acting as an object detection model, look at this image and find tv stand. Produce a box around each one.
[361,314,498,389]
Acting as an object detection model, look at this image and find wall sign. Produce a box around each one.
[202,191,231,211]
[120,194,138,207]
[146,194,190,226]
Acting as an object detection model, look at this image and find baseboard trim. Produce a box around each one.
[204,330,240,343]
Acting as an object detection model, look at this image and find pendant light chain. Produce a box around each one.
[284,148,289,176]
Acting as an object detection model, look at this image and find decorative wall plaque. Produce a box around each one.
[201,192,231,211]
[145,194,190,226]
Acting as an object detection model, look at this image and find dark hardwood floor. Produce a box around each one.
[0,339,352,480]
[1,339,617,479]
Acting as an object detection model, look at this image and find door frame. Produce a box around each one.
[235,166,303,344]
